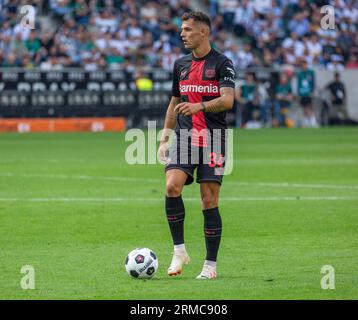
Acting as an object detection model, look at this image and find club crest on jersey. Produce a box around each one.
[205,68,215,78]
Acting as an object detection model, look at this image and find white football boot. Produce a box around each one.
[196,264,217,280]
[167,250,190,276]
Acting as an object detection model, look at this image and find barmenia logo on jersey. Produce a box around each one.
[180,83,219,94]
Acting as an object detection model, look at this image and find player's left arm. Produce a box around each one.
[200,87,235,113]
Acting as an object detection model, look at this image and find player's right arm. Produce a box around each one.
[158,60,181,163]
[158,96,180,163]
[160,96,181,143]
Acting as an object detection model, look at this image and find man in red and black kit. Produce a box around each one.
[158,11,235,279]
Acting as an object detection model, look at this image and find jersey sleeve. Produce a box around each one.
[171,60,180,97]
[218,58,236,89]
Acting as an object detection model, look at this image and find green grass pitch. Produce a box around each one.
[0,128,357,300]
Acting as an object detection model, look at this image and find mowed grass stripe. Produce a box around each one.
[1,172,358,190]
[0,196,357,202]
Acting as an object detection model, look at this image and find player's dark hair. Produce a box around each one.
[182,11,211,30]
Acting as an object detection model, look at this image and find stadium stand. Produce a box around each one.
[0,0,357,130]
[1,0,357,70]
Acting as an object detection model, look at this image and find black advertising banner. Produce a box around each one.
[0,69,172,118]
[0,68,276,126]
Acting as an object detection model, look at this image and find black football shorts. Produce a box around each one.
[165,134,227,185]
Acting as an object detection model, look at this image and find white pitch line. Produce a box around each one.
[1,172,358,190]
[234,158,358,166]
[0,172,161,183]
[0,196,356,203]
[224,181,358,190]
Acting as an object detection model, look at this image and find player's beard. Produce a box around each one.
[182,40,190,49]
[183,42,198,51]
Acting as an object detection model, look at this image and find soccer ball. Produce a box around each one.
[125,248,158,279]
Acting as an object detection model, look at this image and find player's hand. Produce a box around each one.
[157,142,170,165]
[174,102,202,116]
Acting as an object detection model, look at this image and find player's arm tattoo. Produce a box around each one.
[160,96,180,143]
[202,87,235,113]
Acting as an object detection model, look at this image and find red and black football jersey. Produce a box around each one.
[171,48,236,146]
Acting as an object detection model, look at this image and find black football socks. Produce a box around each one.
[203,207,222,262]
[165,196,185,245]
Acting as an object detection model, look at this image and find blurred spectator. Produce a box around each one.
[273,73,294,127]
[40,55,64,70]
[135,70,153,91]
[73,0,90,25]
[40,32,55,52]
[50,0,73,19]
[0,34,14,57]
[237,73,261,128]
[2,52,19,67]
[306,33,322,61]
[208,0,219,17]
[346,53,358,69]
[282,32,305,60]
[12,33,28,57]
[288,13,310,37]
[25,31,41,56]
[21,54,35,69]
[327,54,345,71]
[93,9,119,33]
[106,47,125,69]
[232,0,253,37]
[220,0,238,31]
[324,72,348,124]
[296,59,318,128]
[256,79,272,126]
[236,43,254,69]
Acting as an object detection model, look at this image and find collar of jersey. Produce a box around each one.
[191,48,214,61]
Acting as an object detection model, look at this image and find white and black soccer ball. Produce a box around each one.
[125,248,158,279]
